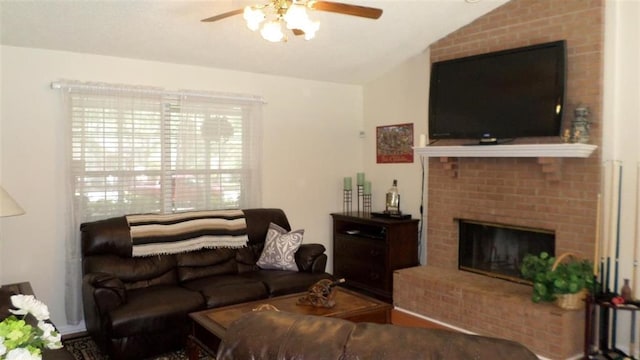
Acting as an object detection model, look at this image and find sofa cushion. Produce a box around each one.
[235,245,261,273]
[108,285,204,338]
[176,248,238,282]
[256,223,303,271]
[241,270,333,296]
[243,208,291,244]
[81,216,132,258]
[295,244,327,272]
[83,254,178,290]
[182,275,268,308]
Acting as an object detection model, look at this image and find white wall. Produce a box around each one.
[0,46,363,332]
[603,0,640,353]
[363,49,430,263]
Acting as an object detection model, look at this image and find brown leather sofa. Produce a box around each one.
[81,208,331,360]
[217,311,540,360]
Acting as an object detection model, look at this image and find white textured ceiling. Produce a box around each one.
[0,0,508,85]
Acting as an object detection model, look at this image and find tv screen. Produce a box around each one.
[429,40,566,142]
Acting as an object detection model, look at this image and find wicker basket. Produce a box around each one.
[552,253,588,310]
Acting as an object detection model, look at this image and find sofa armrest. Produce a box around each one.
[295,244,327,273]
[83,272,127,315]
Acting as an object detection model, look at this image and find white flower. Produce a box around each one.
[0,337,6,356]
[9,295,50,321]
[1,295,64,357]
[37,322,62,350]
[5,347,40,360]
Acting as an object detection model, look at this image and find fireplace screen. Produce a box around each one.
[458,220,555,283]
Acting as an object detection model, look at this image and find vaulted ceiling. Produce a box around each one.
[0,0,508,84]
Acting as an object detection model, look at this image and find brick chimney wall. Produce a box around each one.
[394,1,605,359]
[427,0,604,271]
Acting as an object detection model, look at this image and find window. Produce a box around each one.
[59,81,263,324]
[66,83,263,221]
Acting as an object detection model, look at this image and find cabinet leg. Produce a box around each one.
[186,336,201,360]
[599,305,609,351]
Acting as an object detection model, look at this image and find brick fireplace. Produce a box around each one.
[393,0,604,359]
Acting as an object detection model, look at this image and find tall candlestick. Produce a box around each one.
[363,181,371,195]
[343,177,352,191]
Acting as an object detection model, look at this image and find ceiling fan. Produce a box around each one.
[201,0,383,42]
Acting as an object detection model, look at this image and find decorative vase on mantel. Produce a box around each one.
[570,105,590,144]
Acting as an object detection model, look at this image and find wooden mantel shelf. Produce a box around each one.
[413,143,597,158]
[414,143,598,181]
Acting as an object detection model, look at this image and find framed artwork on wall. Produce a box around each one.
[376,123,414,163]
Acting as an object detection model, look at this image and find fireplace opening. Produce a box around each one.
[458,220,555,284]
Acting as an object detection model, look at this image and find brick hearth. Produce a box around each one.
[394,266,584,359]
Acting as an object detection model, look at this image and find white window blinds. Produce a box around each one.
[63,82,263,220]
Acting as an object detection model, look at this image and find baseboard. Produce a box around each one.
[392,307,474,334]
[57,320,86,337]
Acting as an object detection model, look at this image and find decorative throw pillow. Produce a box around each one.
[256,223,304,271]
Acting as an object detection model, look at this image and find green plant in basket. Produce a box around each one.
[520,252,594,303]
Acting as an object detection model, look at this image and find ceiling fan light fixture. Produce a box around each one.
[283,4,310,29]
[243,6,265,31]
[260,20,285,42]
[302,21,320,40]
[202,0,382,43]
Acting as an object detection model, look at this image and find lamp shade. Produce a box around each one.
[0,186,25,217]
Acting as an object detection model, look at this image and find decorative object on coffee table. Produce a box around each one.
[296,278,345,308]
[252,304,279,312]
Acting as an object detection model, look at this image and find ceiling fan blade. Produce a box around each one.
[201,8,244,22]
[292,29,305,36]
[309,1,382,19]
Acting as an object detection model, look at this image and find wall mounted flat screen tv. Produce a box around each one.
[429,40,566,143]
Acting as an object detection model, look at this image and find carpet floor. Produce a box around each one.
[63,336,214,360]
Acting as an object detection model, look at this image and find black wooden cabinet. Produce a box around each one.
[331,213,419,302]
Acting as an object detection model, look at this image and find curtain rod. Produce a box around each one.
[50,81,267,104]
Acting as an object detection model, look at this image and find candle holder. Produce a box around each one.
[357,185,363,214]
[343,189,352,214]
[363,194,371,215]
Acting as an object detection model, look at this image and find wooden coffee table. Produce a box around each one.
[186,287,391,359]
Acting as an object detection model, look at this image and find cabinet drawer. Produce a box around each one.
[334,260,385,290]
[334,236,386,289]
[334,235,384,259]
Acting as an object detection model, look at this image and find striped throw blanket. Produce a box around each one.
[127,210,248,257]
